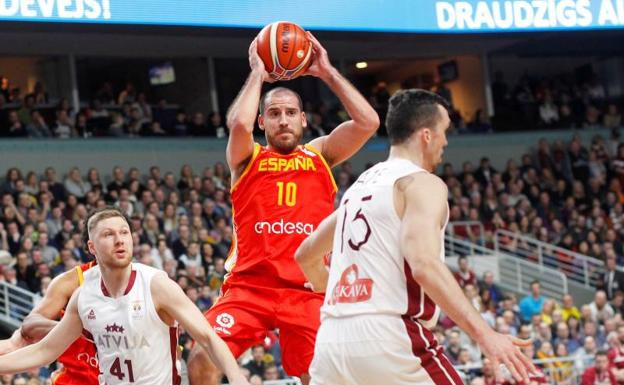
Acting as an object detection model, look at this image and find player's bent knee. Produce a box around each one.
[188,345,222,385]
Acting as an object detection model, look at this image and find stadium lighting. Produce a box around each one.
[355,62,368,69]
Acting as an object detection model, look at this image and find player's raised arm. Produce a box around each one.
[0,288,83,373]
[150,273,250,385]
[295,211,337,293]
[305,32,379,167]
[226,39,272,179]
[21,268,80,341]
[399,172,535,383]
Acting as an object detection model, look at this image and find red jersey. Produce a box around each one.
[581,367,617,385]
[453,270,477,288]
[608,347,624,385]
[53,261,99,385]
[225,143,336,289]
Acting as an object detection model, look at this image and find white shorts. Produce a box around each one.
[309,314,464,385]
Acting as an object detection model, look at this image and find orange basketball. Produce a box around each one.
[257,21,312,81]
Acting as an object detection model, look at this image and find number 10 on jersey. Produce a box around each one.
[276,181,297,207]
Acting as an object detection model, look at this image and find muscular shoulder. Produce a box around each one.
[149,271,176,303]
[47,268,82,300]
[399,172,448,200]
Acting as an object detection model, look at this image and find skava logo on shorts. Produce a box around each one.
[328,264,373,305]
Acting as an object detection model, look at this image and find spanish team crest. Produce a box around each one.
[130,300,144,319]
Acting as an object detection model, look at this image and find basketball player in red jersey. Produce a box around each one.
[187,32,379,385]
[0,260,100,385]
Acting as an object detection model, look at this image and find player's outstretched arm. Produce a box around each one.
[0,289,83,373]
[150,273,250,385]
[0,329,28,355]
[226,38,272,179]
[295,211,337,292]
[21,268,80,341]
[305,32,379,167]
[399,173,535,384]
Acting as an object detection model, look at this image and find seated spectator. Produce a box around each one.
[64,167,91,199]
[173,110,189,136]
[581,351,617,385]
[589,290,615,324]
[244,345,267,379]
[36,232,58,265]
[519,280,546,322]
[117,82,136,105]
[208,257,226,291]
[576,336,598,372]
[25,110,51,138]
[52,109,76,138]
[208,112,227,138]
[127,105,149,136]
[179,241,202,269]
[604,104,622,129]
[468,109,492,133]
[17,93,35,126]
[189,112,210,136]
[141,121,167,136]
[152,99,176,132]
[6,110,26,137]
[539,93,559,127]
[453,255,477,288]
[108,112,126,137]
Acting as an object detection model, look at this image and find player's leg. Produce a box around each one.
[187,347,223,385]
[276,289,324,385]
[188,287,273,385]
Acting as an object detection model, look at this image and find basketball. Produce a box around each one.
[257,21,312,81]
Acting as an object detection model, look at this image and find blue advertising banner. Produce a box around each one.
[0,0,623,33]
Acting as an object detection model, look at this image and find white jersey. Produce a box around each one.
[321,158,448,329]
[78,263,180,385]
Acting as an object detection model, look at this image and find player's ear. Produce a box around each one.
[301,111,307,128]
[87,239,96,256]
[258,114,265,131]
[423,128,432,143]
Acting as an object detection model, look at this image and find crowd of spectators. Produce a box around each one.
[491,71,623,132]
[447,256,624,385]
[0,90,227,139]
[2,133,624,384]
[0,78,348,140]
[444,131,624,268]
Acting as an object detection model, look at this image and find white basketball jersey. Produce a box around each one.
[321,158,448,329]
[78,263,180,385]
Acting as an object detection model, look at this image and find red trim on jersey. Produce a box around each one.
[404,261,437,320]
[401,316,463,385]
[404,261,422,316]
[100,270,137,297]
[170,327,181,385]
[82,329,94,341]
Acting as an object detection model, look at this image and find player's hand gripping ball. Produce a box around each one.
[257,21,312,81]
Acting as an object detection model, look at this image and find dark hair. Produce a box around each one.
[596,350,608,358]
[259,87,303,115]
[82,207,131,255]
[385,89,450,145]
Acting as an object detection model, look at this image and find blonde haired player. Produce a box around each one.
[0,208,250,385]
[296,89,535,385]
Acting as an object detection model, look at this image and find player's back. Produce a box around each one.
[78,263,181,385]
[321,158,446,329]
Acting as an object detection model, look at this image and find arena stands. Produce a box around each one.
[2,127,624,383]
